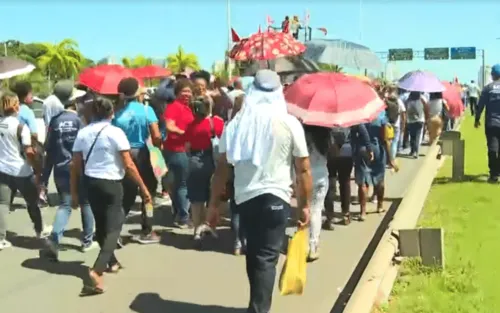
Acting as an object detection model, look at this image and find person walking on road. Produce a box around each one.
[112,77,162,244]
[0,92,48,250]
[469,80,481,116]
[206,70,312,313]
[406,92,429,159]
[475,64,500,183]
[71,97,152,295]
[41,81,97,260]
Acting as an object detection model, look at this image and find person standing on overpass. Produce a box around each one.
[475,64,500,183]
[469,80,481,116]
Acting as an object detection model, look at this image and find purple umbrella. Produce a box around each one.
[398,70,445,93]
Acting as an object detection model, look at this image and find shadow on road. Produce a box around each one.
[159,228,234,255]
[129,293,246,313]
[7,232,44,250]
[21,258,89,286]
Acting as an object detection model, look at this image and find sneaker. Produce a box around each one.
[322,218,335,231]
[126,210,142,218]
[136,232,160,244]
[81,241,99,252]
[174,221,192,230]
[116,237,125,249]
[307,244,320,262]
[488,176,499,184]
[0,239,12,250]
[36,225,53,239]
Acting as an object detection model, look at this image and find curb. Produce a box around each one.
[343,117,464,313]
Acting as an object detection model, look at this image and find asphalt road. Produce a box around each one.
[0,146,430,313]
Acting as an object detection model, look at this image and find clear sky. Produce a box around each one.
[2,0,500,82]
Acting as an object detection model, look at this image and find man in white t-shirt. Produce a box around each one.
[206,70,312,313]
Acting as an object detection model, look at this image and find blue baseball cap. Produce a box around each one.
[492,64,500,77]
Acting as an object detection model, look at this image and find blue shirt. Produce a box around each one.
[367,111,388,148]
[112,101,158,149]
[43,110,83,190]
[18,104,37,135]
[476,80,500,128]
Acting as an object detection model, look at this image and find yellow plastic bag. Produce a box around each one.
[279,228,308,296]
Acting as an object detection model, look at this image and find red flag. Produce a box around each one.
[266,15,274,26]
[231,28,241,42]
[317,27,328,36]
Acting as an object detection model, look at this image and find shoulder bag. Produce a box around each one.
[144,104,168,179]
[208,116,220,165]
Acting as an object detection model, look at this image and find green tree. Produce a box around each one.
[166,46,200,73]
[318,63,344,73]
[122,55,153,68]
[37,39,84,81]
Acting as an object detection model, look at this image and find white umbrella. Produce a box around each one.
[0,57,36,79]
[304,39,383,71]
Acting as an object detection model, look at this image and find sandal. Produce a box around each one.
[377,207,387,214]
[358,213,366,222]
[343,213,351,225]
[107,262,124,274]
[79,270,105,297]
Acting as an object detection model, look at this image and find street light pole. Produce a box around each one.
[3,42,7,56]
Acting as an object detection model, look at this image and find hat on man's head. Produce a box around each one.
[53,80,86,107]
[253,69,281,92]
[492,64,500,77]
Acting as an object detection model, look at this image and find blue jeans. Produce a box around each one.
[163,150,190,224]
[390,125,401,160]
[408,122,424,155]
[50,193,94,245]
[230,199,246,249]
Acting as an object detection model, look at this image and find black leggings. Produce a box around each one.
[325,156,354,214]
[86,176,124,273]
[122,147,157,234]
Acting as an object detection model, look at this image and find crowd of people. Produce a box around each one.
[0,67,467,312]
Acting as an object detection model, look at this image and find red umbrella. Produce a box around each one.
[285,72,386,127]
[229,31,306,61]
[132,65,171,79]
[441,81,464,118]
[78,64,143,95]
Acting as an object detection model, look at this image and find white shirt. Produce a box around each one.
[43,95,64,126]
[220,114,309,205]
[468,83,480,98]
[309,146,328,186]
[73,120,131,180]
[0,116,33,177]
[395,98,407,128]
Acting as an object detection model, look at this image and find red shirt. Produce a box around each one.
[185,116,224,151]
[163,100,195,152]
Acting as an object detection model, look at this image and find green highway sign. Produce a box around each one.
[388,49,413,61]
[424,48,449,60]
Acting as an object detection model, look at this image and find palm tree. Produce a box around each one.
[37,39,84,81]
[122,55,153,68]
[166,46,200,73]
[318,63,344,73]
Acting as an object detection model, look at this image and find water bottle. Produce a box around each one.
[145,203,154,218]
